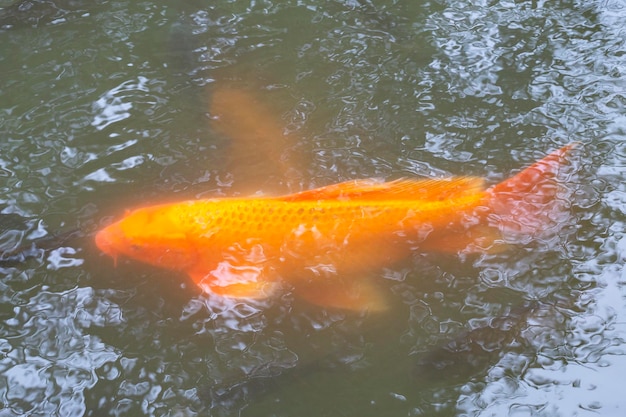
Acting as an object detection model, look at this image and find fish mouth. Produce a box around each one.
[95,227,119,266]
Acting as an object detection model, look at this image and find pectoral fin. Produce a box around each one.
[208,85,301,193]
[188,261,279,299]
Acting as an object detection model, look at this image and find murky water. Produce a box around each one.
[1,0,625,416]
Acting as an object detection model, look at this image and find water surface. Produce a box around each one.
[1,0,625,416]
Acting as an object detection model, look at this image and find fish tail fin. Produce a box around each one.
[486,142,578,237]
[420,143,578,254]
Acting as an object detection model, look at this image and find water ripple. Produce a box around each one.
[0,287,120,416]
[91,76,166,131]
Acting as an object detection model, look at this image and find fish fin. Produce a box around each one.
[189,262,279,299]
[280,177,485,202]
[295,276,389,312]
[487,142,578,236]
[205,281,278,299]
[421,225,509,254]
[488,142,577,198]
[209,86,301,193]
[279,178,385,201]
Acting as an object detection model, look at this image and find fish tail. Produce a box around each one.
[488,142,577,198]
[486,142,578,236]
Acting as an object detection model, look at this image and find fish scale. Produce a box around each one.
[95,143,577,311]
[170,192,487,254]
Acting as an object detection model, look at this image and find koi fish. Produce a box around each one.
[95,143,576,311]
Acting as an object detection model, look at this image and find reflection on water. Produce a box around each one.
[0,0,103,31]
[0,286,119,416]
[1,0,626,416]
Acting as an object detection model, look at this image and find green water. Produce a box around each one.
[1,0,625,416]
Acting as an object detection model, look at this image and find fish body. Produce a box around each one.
[96,143,576,311]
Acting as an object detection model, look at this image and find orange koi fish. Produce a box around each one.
[95,143,576,311]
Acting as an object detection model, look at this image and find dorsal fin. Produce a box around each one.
[278,177,486,202]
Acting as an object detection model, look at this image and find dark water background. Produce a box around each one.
[1,0,625,416]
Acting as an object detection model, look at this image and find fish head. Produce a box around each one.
[95,204,197,270]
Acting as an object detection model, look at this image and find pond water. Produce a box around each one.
[1,0,625,416]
